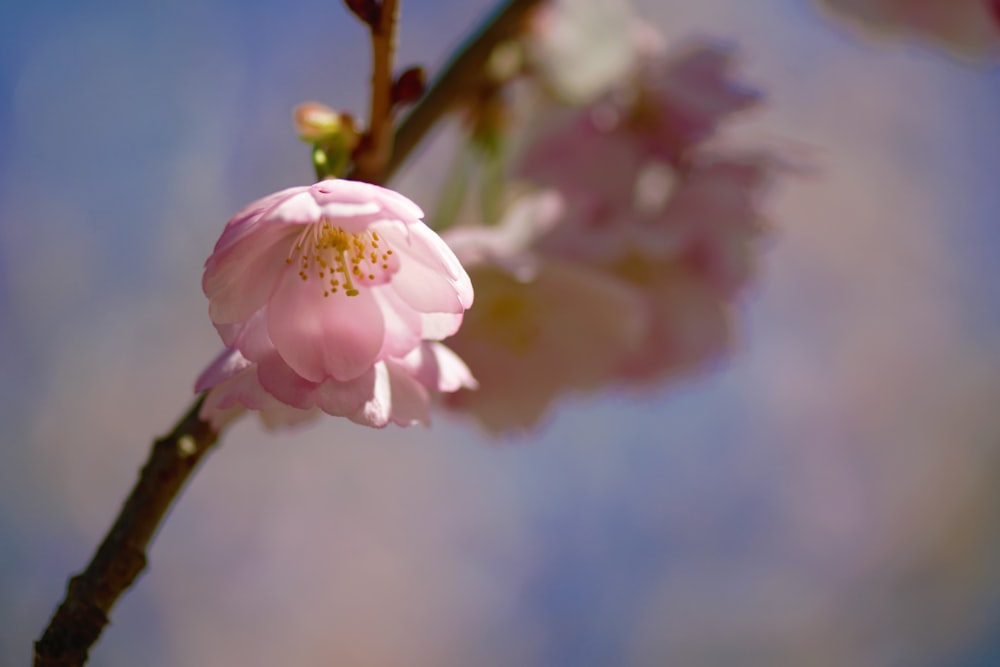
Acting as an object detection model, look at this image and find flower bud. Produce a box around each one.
[292,102,359,146]
[391,66,427,108]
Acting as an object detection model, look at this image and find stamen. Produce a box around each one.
[284,221,399,298]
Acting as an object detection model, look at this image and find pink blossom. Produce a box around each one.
[522,152,779,391]
[198,179,474,428]
[516,41,761,238]
[651,155,777,295]
[606,257,735,385]
[818,0,1000,57]
[441,194,647,432]
[633,41,762,162]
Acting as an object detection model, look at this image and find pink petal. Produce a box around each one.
[256,352,320,410]
[384,360,431,426]
[211,186,305,256]
[267,264,386,382]
[217,308,275,362]
[419,311,464,340]
[403,342,478,392]
[205,225,300,325]
[267,190,325,224]
[387,224,472,315]
[314,367,377,416]
[347,362,393,427]
[312,179,424,222]
[372,289,423,358]
[194,347,252,393]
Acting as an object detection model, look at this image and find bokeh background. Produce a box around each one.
[3,0,1000,665]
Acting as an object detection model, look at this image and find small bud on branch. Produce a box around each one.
[391,66,427,109]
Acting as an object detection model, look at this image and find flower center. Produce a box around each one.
[285,220,398,297]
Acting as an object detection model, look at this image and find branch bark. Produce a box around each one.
[33,399,219,667]
[352,0,401,182]
[384,0,542,179]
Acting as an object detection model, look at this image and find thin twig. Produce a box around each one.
[33,399,219,667]
[352,0,401,182]
[384,0,542,179]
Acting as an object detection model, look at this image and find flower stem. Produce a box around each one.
[33,398,219,667]
[382,0,542,181]
[352,0,401,183]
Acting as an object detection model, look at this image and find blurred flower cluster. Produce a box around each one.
[196,0,789,434]
[440,0,786,431]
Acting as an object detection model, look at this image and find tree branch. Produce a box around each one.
[33,398,219,667]
[383,0,542,180]
[352,0,401,182]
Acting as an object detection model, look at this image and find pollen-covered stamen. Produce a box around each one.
[285,220,400,298]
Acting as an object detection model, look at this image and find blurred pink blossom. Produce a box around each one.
[198,179,474,428]
[526,0,663,104]
[517,41,761,237]
[634,41,762,162]
[441,193,648,432]
[599,155,777,384]
[818,0,1000,56]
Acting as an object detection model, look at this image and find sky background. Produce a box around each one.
[2,0,1000,665]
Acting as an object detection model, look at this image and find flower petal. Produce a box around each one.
[403,342,478,392]
[256,351,320,410]
[267,265,386,382]
[194,347,252,393]
[372,289,423,358]
[348,362,393,427]
[312,179,424,222]
[205,225,300,325]
[314,367,377,416]
[384,359,431,426]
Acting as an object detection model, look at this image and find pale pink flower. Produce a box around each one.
[633,41,762,163]
[650,155,777,295]
[516,41,761,237]
[607,257,735,385]
[818,0,1000,57]
[199,179,474,428]
[525,155,780,388]
[441,194,647,432]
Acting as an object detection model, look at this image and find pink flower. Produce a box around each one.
[633,41,762,162]
[521,154,781,390]
[818,0,1000,57]
[198,179,475,428]
[441,194,647,432]
[515,41,761,237]
[607,257,735,386]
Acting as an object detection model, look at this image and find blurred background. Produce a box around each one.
[2,0,1000,665]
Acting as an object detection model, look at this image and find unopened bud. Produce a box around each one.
[293,102,359,146]
[391,66,426,108]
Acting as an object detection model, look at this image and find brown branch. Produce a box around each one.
[352,0,401,182]
[383,0,542,180]
[33,397,219,667]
